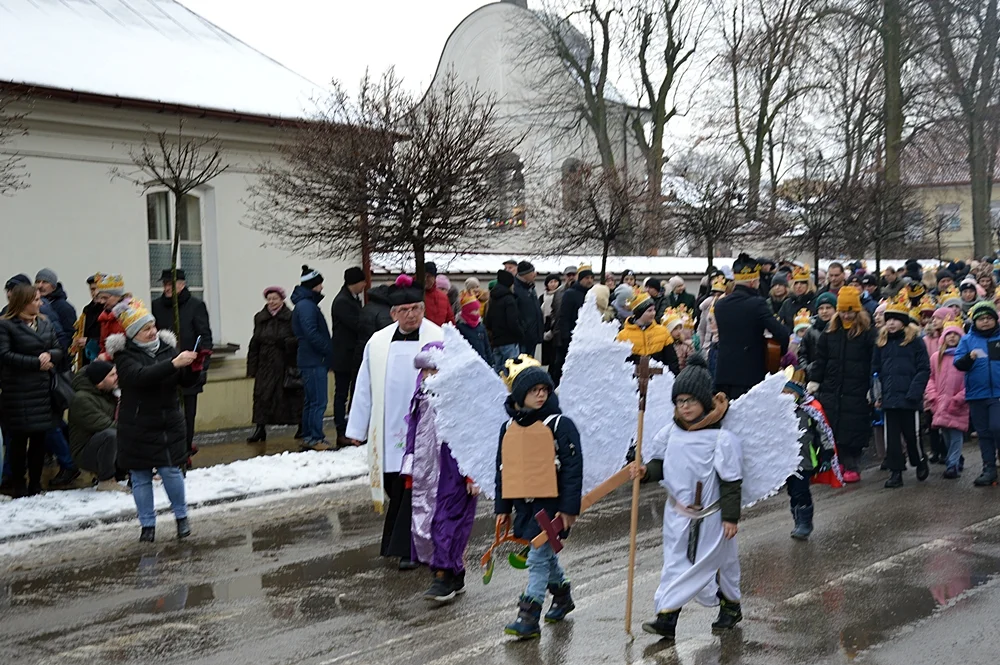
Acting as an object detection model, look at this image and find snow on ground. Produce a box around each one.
[0,447,368,542]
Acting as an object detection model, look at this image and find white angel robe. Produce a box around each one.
[346,319,444,509]
[644,423,744,612]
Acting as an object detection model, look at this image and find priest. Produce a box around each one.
[346,283,445,569]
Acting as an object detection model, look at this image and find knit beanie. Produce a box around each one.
[517,261,535,277]
[84,360,114,386]
[672,354,715,413]
[942,322,965,339]
[435,274,451,291]
[35,268,58,286]
[668,275,685,290]
[646,278,663,294]
[932,307,951,321]
[970,300,998,323]
[836,286,863,312]
[113,298,156,339]
[814,292,838,310]
[544,273,562,287]
[4,273,31,291]
[496,269,515,288]
[413,341,443,371]
[510,366,555,409]
[465,277,482,291]
[771,272,789,288]
[300,265,323,290]
[344,266,365,286]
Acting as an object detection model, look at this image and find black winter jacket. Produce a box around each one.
[494,394,583,540]
[331,285,362,373]
[354,285,394,367]
[558,281,589,346]
[485,283,522,347]
[0,316,64,433]
[777,291,816,330]
[110,331,199,469]
[872,329,930,411]
[714,285,790,388]
[151,288,213,395]
[45,284,77,350]
[514,278,544,351]
[810,322,875,451]
[797,318,826,375]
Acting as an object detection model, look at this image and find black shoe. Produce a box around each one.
[424,570,457,603]
[544,581,575,623]
[48,467,81,488]
[879,460,889,471]
[960,455,966,472]
[916,458,929,481]
[642,609,680,639]
[974,467,998,487]
[139,526,155,543]
[711,593,742,632]
[928,454,942,465]
[504,595,542,640]
[884,471,904,488]
[176,517,191,539]
[943,466,960,479]
[453,570,466,595]
[293,425,305,440]
[246,425,266,443]
[790,504,814,541]
[398,559,420,571]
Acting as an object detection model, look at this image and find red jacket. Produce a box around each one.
[424,287,455,327]
[98,309,125,357]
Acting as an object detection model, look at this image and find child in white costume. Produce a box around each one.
[633,354,745,639]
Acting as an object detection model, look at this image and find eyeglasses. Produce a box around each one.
[395,304,423,316]
[675,397,701,407]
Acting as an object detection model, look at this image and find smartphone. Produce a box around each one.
[193,335,202,353]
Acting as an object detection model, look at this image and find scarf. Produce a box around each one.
[460,309,481,328]
[673,393,730,431]
[267,302,284,316]
[134,337,160,357]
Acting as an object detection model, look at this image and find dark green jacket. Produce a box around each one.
[67,370,117,463]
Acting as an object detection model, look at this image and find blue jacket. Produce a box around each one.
[954,323,1000,400]
[291,285,332,368]
[457,319,491,365]
[871,329,930,410]
[494,394,583,541]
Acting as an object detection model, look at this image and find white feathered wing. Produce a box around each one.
[639,362,675,454]
[723,372,803,507]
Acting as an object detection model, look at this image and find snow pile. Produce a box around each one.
[0,447,368,541]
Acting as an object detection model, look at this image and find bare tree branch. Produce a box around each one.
[0,89,29,196]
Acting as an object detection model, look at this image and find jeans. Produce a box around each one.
[300,366,329,444]
[333,368,357,434]
[786,471,813,509]
[524,542,566,605]
[940,427,964,470]
[492,344,520,374]
[130,467,187,528]
[969,399,1000,470]
[46,426,76,471]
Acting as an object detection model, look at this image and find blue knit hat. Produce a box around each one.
[510,366,554,408]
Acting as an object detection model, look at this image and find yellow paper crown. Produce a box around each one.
[794,308,812,330]
[791,265,811,283]
[711,274,729,292]
[918,294,938,313]
[626,291,652,312]
[501,354,542,390]
[885,292,911,316]
[663,307,684,330]
[734,262,761,282]
[942,316,965,332]
[939,286,961,304]
[909,307,922,322]
[94,273,124,292]
[907,282,926,299]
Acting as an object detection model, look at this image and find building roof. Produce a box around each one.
[903,124,1000,187]
[0,0,322,120]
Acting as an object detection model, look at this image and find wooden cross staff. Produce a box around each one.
[625,355,662,635]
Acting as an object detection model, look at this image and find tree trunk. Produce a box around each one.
[875,240,882,279]
[360,213,372,304]
[706,235,715,274]
[413,238,426,291]
[601,239,610,283]
[746,155,764,223]
[969,120,995,258]
[813,237,820,286]
[882,0,903,187]
[171,190,181,336]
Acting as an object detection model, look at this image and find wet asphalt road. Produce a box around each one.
[2,443,1000,665]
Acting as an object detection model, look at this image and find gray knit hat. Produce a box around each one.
[672,354,714,413]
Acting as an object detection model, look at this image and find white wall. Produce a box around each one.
[0,100,352,355]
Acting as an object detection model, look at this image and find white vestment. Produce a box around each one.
[346,319,444,509]
[644,423,744,611]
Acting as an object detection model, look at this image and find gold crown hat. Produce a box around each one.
[663,307,685,331]
[884,292,912,323]
[112,297,156,339]
[908,306,922,323]
[711,274,729,292]
[791,265,811,283]
[918,294,938,314]
[94,273,125,296]
[906,281,927,299]
[627,291,652,311]
[793,308,812,332]
[939,285,962,308]
[733,256,762,282]
[502,354,543,391]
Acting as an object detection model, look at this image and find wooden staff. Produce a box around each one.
[625,355,661,635]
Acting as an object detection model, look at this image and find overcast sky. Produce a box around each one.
[179,0,488,94]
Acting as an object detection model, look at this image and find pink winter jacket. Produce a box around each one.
[925,347,969,431]
[922,335,941,410]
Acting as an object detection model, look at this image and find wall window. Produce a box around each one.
[488,151,525,229]
[935,203,961,231]
[561,158,584,210]
[146,191,204,299]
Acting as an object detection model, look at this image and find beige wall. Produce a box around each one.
[913,184,987,259]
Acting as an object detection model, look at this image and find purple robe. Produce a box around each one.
[401,386,477,573]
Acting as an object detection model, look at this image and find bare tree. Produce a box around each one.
[927,0,1000,257]
[249,71,522,285]
[111,120,229,332]
[0,89,29,196]
[773,153,846,279]
[835,175,927,275]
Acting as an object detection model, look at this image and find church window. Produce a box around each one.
[146,191,205,299]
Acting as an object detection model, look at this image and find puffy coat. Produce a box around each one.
[557,281,589,346]
[354,285,394,367]
[151,288,212,395]
[108,330,199,469]
[68,369,117,463]
[457,319,491,364]
[714,285,790,388]
[98,308,125,356]
[247,305,301,426]
[777,291,816,330]
[331,285,362,373]
[872,328,930,411]
[797,318,826,375]
[485,283,521,347]
[0,316,64,433]
[424,286,455,327]
[291,285,332,368]
[514,278,544,350]
[44,284,77,350]
[810,319,875,452]
[954,323,1000,400]
[926,346,968,431]
[616,319,680,376]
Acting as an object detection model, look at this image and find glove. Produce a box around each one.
[806,381,819,394]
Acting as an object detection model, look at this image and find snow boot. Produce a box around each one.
[943,466,960,479]
[790,504,814,541]
[176,517,191,540]
[49,467,80,488]
[642,609,680,640]
[139,526,155,543]
[884,471,904,488]
[544,581,575,623]
[711,593,742,632]
[246,425,266,443]
[504,595,542,640]
[916,458,929,481]
[973,467,998,487]
[424,570,457,603]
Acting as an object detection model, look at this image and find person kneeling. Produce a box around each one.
[68,360,126,491]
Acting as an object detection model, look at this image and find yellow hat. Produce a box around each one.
[112,298,155,339]
[793,308,812,332]
[501,354,542,390]
[711,274,729,292]
[94,273,125,296]
[791,265,811,283]
[836,286,862,312]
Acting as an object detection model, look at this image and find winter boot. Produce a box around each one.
[293,425,305,440]
[49,467,81,488]
[790,504,814,541]
[884,471,904,488]
[424,570,457,603]
[504,595,542,640]
[943,466,960,479]
[139,526,155,543]
[544,581,575,623]
[176,517,191,540]
[642,609,681,640]
[973,467,998,487]
[916,458,930,481]
[453,570,466,595]
[246,425,267,443]
[711,593,743,632]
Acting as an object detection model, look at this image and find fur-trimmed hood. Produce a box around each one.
[104,329,178,359]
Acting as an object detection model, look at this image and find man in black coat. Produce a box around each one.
[34,268,77,352]
[152,269,213,465]
[714,254,790,400]
[514,261,544,357]
[354,283,394,368]
[331,267,366,444]
[484,270,522,373]
[558,268,594,347]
